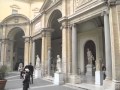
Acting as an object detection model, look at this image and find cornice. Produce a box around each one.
[75,0,105,14]
[45,0,62,14]
[32,28,54,39]
[69,6,107,24]
[1,21,30,27]
[108,0,120,6]
[68,1,106,21]
[58,16,68,23]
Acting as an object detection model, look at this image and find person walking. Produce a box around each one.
[28,63,34,84]
[23,68,30,90]
[24,63,34,84]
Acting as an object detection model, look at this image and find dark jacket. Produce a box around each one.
[23,72,30,89]
[25,65,34,74]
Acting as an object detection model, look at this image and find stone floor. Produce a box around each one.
[5,71,112,90]
[5,72,84,90]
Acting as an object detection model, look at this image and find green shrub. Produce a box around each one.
[0,65,7,80]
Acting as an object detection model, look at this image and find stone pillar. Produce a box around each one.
[109,5,120,90]
[29,37,32,64]
[0,42,1,59]
[48,48,51,77]
[41,32,46,76]
[41,29,52,77]
[103,11,112,80]
[67,25,72,74]
[70,23,80,84]
[72,24,77,75]
[46,31,51,77]
[24,38,30,66]
[32,41,35,66]
[0,25,6,65]
[61,23,68,76]
[0,40,6,65]
[9,40,14,71]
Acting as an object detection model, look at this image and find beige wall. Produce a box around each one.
[0,0,43,22]
[30,1,43,19]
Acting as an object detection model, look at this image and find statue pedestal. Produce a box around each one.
[95,71,103,85]
[86,64,92,76]
[70,74,81,84]
[86,64,94,83]
[35,68,41,78]
[53,72,64,85]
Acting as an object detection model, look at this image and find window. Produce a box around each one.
[12,9,18,14]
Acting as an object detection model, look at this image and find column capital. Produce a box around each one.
[107,0,120,6]
[41,29,53,37]
[60,23,73,30]
[71,23,77,28]
[101,10,109,16]
[23,36,32,43]
[0,38,9,44]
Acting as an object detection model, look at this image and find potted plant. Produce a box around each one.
[0,65,7,90]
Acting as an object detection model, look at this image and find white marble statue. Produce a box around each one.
[87,48,94,64]
[56,55,62,73]
[35,55,41,68]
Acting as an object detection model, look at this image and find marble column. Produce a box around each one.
[0,40,6,65]
[32,41,35,66]
[62,24,68,74]
[103,11,112,80]
[24,38,30,66]
[70,23,80,84]
[0,25,6,65]
[67,25,72,74]
[48,48,51,77]
[72,24,77,75]
[46,31,51,76]
[109,6,120,89]
[41,32,46,76]
[29,37,32,64]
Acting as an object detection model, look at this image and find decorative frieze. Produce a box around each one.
[75,0,94,8]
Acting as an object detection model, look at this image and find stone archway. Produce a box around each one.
[84,40,96,76]
[7,27,25,71]
[48,9,62,76]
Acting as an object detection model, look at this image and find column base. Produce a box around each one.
[53,72,64,85]
[70,74,81,84]
[86,64,92,76]
[112,80,120,90]
[34,68,41,78]
[103,79,112,89]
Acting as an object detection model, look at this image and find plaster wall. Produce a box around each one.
[78,28,103,74]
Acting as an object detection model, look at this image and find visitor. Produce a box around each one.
[24,63,34,84]
[102,64,106,80]
[18,63,24,79]
[23,68,30,90]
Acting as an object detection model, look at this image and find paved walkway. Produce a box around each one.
[5,72,112,90]
[5,72,84,90]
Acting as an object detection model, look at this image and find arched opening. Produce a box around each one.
[7,27,25,71]
[48,10,62,76]
[84,40,96,76]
